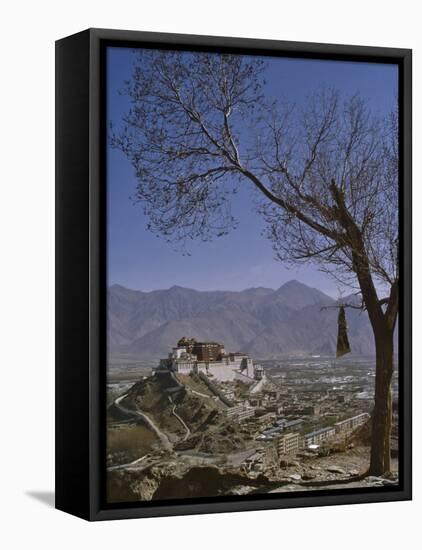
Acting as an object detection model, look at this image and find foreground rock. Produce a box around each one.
[326,465,346,474]
[107,443,400,503]
[108,461,276,502]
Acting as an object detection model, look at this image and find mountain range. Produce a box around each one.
[108,280,379,360]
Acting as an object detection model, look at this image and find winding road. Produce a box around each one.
[114,393,172,450]
[107,454,149,472]
[190,388,213,399]
[168,396,191,441]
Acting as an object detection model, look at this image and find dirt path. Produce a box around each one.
[167,395,191,441]
[172,404,191,440]
[114,394,172,451]
[190,388,213,399]
[107,454,149,472]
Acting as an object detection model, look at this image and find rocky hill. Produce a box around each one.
[111,370,248,455]
[108,280,377,359]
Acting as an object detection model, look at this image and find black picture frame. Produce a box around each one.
[55,28,412,521]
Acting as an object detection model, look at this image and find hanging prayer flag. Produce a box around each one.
[336,305,351,357]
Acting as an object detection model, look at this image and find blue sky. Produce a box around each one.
[106,47,398,296]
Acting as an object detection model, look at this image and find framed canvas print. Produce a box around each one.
[55,28,412,521]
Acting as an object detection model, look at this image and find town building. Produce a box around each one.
[241,451,264,473]
[226,404,255,422]
[278,432,300,456]
[283,418,305,431]
[284,404,321,417]
[303,426,336,447]
[334,412,370,433]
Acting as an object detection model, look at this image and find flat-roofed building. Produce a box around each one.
[226,404,255,422]
[304,426,336,447]
[278,432,300,455]
[162,338,257,380]
[334,412,370,433]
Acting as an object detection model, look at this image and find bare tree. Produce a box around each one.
[113,51,399,476]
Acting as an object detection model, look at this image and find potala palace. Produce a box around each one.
[155,337,264,382]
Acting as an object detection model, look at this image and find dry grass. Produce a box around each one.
[107,424,158,463]
[175,373,214,397]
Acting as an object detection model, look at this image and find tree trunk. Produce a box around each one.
[369,327,394,476]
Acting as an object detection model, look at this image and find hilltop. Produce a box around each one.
[109,370,249,456]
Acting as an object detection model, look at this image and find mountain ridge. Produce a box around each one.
[108,280,377,359]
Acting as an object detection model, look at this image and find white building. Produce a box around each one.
[334,413,370,433]
[156,339,259,382]
[278,432,300,455]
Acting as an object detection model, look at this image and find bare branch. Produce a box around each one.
[112,50,398,333]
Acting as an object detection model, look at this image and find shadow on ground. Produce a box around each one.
[26,491,55,508]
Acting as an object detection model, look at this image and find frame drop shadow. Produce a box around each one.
[26,491,55,508]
